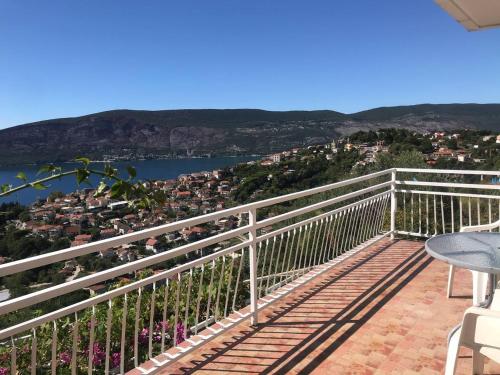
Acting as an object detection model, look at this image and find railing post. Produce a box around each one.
[390,169,397,240]
[248,207,259,325]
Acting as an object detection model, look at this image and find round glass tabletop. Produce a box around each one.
[425,232,500,274]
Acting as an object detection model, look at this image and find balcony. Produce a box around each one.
[0,168,499,374]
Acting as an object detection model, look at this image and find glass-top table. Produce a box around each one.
[425,232,500,275]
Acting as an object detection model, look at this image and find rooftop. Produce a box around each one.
[130,239,500,374]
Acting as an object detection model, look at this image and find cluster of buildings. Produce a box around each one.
[425,131,500,165]
[258,139,389,168]
[14,168,243,276]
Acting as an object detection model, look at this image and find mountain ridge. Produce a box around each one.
[1,104,499,166]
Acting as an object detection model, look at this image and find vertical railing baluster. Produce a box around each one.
[324,214,336,261]
[232,248,245,311]
[341,208,352,252]
[330,213,341,259]
[148,283,156,359]
[120,295,127,375]
[379,194,390,233]
[338,208,350,253]
[369,198,381,238]
[356,203,367,245]
[488,199,492,230]
[286,228,298,281]
[468,197,472,226]
[105,299,113,374]
[264,237,277,294]
[10,337,16,375]
[417,194,421,234]
[31,329,37,375]
[51,321,58,375]
[459,197,463,230]
[308,220,321,269]
[88,306,96,374]
[283,225,297,284]
[433,195,438,236]
[72,313,78,375]
[347,205,360,249]
[271,233,284,289]
[477,199,481,225]
[194,264,205,335]
[425,195,429,236]
[184,269,193,337]
[205,260,216,328]
[280,229,293,284]
[224,254,236,317]
[214,256,225,321]
[304,221,317,272]
[390,169,397,239]
[403,192,407,232]
[173,273,181,346]
[257,239,270,298]
[316,217,329,264]
[441,195,445,234]
[451,196,455,233]
[248,207,259,326]
[296,224,310,277]
[133,289,141,368]
[161,280,169,352]
[411,193,414,233]
[365,198,378,240]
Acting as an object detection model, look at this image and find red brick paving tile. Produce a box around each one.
[131,239,500,374]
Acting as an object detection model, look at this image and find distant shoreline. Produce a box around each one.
[0,154,263,168]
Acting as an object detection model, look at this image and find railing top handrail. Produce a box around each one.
[0,168,393,278]
[395,168,500,176]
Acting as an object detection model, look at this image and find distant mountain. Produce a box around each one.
[0,104,499,166]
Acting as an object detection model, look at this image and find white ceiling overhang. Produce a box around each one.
[435,0,500,31]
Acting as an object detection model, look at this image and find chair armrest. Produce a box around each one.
[460,219,500,233]
[461,306,500,349]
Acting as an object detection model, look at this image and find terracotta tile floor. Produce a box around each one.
[147,239,500,374]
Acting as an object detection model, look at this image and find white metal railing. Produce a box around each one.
[0,169,393,374]
[394,168,500,237]
[0,167,498,373]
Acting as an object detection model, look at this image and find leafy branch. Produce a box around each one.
[0,157,167,209]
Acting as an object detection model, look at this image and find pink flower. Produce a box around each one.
[153,321,169,343]
[138,328,149,345]
[86,343,105,366]
[111,352,121,368]
[154,320,169,332]
[0,368,8,375]
[175,322,185,345]
[59,351,71,365]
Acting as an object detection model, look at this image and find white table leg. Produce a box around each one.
[471,271,489,306]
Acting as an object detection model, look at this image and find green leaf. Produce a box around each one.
[75,156,91,166]
[1,184,11,194]
[126,165,137,179]
[109,181,123,198]
[95,180,107,196]
[37,164,56,174]
[31,182,48,190]
[76,169,90,184]
[16,171,27,183]
[104,164,117,177]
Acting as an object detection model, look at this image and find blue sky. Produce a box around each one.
[1,0,499,128]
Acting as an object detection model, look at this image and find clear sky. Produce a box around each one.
[1,0,499,129]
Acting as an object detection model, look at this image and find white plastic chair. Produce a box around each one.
[445,287,500,375]
[447,220,500,306]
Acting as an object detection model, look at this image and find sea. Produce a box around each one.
[0,156,260,206]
